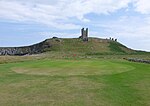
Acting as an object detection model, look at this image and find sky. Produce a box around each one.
[0,0,150,51]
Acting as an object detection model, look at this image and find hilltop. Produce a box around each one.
[0,37,148,56]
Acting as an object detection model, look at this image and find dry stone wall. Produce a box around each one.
[124,58,150,64]
[0,40,51,56]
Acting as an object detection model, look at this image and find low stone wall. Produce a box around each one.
[124,58,150,64]
[0,40,51,56]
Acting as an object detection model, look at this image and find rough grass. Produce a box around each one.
[47,38,110,53]
[109,41,126,53]
[47,38,149,55]
[0,59,149,106]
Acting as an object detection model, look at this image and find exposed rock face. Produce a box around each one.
[0,40,51,56]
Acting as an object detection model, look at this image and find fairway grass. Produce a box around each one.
[11,60,134,76]
[0,59,149,106]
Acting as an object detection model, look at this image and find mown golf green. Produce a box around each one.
[0,59,149,106]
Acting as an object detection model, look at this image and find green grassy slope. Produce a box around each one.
[43,37,147,55]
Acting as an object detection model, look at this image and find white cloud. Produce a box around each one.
[134,0,150,14]
[0,0,132,29]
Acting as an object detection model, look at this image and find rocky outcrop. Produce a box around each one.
[0,39,51,56]
[124,58,150,64]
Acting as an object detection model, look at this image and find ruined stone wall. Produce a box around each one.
[124,58,150,64]
[81,28,88,41]
[0,40,51,56]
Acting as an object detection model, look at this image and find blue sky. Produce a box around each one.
[0,0,150,51]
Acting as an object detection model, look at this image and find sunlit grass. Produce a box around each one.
[0,59,149,106]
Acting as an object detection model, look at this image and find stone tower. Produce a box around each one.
[80,28,88,41]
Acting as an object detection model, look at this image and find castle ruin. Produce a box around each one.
[80,28,88,41]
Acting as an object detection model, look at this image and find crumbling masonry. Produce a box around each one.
[80,28,88,41]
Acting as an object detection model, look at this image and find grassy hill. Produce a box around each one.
[0,37,149,56]
[42,37,146,55]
